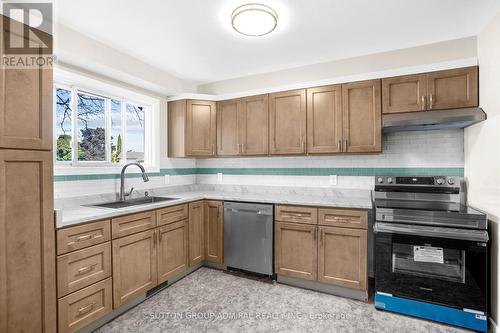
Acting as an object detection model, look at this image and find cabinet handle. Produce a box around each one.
[159,230,162,242]
[78,302,96,316]
[153,231,156,248]
[76,264,97,276]
[301,141,305,153]
[338,140,341,151]
[212,144,215,155]
[242,143,246,153]
[421,95,426,110]
[76,234,93,242]
[429,94,434,109]
[344,139,348,152]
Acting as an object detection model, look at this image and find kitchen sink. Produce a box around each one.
[91,196,178,209]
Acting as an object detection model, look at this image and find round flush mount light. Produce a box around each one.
[231,3,278,37]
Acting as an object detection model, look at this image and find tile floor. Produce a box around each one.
[96,267,469,333]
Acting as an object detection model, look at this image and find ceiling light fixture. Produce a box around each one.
[231,3,278,37]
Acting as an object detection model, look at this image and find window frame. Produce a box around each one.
[54,69,161,175]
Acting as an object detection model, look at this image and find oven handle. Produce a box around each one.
[374,222,489,242]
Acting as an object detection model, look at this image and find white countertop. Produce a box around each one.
[56,189,373,229]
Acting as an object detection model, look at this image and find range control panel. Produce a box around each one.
[375,176,459,187]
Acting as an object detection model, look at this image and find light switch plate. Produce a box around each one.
[164,174,170,185]
[329,175,337,186]
[217,173,223,182]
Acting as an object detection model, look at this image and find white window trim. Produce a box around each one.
[54,68,161,175]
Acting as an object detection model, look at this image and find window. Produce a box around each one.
[54,71,159,172]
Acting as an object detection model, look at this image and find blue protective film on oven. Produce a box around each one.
[374,292,487,332]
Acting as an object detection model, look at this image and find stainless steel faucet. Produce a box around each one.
[119,162,149,201]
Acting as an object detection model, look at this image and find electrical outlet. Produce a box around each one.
[217,173,223,182]
[329,175,337,186]
[164,174,170,185]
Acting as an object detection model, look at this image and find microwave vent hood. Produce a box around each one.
[382,107,486,132]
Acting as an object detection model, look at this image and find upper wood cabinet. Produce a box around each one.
[204,201,224,264]
[239,94,269,155]
[112,229,157,308]
[157,220,188,284]
[318,226,367,290]
[186,100,217,156]
[216,94,269,156]
[0,15,53,150]
[269,89,307,155]
[188,201,205,266]
[307,85,343,154]
[426,66,478,110]
[216,99,240,156]
[0,150,56,333]
[382,66,478,113]
[167,99,216,157]
[382,74,427,113]
[342,80,382,153]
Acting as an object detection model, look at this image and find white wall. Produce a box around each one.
[197,37,477,95]
[465,11,500,327]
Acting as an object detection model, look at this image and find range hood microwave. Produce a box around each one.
[382,107,486,132]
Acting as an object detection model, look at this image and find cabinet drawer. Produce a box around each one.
[318,208,368,229]
[58,278,112,333]
[57,242,112,297]
[111,211,156,239]
[157,204,188,226]
[57,220,111,255]
[275,205,317,225]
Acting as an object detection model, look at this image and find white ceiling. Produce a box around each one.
[55,0,500,84]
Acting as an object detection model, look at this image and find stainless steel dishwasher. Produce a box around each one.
[224,201,274,276]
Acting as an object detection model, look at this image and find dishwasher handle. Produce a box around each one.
[224,207,272,216]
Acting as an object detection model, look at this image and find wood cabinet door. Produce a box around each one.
[0,15,52,150]
[204,201,223,264]
[306,85,342,154]
[217,99,240,156]
[318,226,367,290]
[382,74,427,113]
[269,89,306,155]
[0,150,56,333]
[112,229,157,308]
[188,201,205,266]
[185,100,216,157]
[275,222,317,280]
[426,66,478,110]
[157,220,188,284]
[342,80,382,153]
[239,94,269,156]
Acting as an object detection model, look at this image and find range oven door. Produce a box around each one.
[374,222,488,313]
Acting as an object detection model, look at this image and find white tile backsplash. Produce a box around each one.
[55,129,464,197]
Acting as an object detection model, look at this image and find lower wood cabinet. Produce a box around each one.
[274,222,317,280]
[112,229,158,308]
[58,278,112,333]
[274,204,368,293]
[157,220,189,284]
[317,226,367,290]
[57,242,112,297]
[188,201,205,266]
[205,200,224,263]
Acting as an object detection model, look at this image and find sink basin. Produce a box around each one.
[91,196,178,209]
